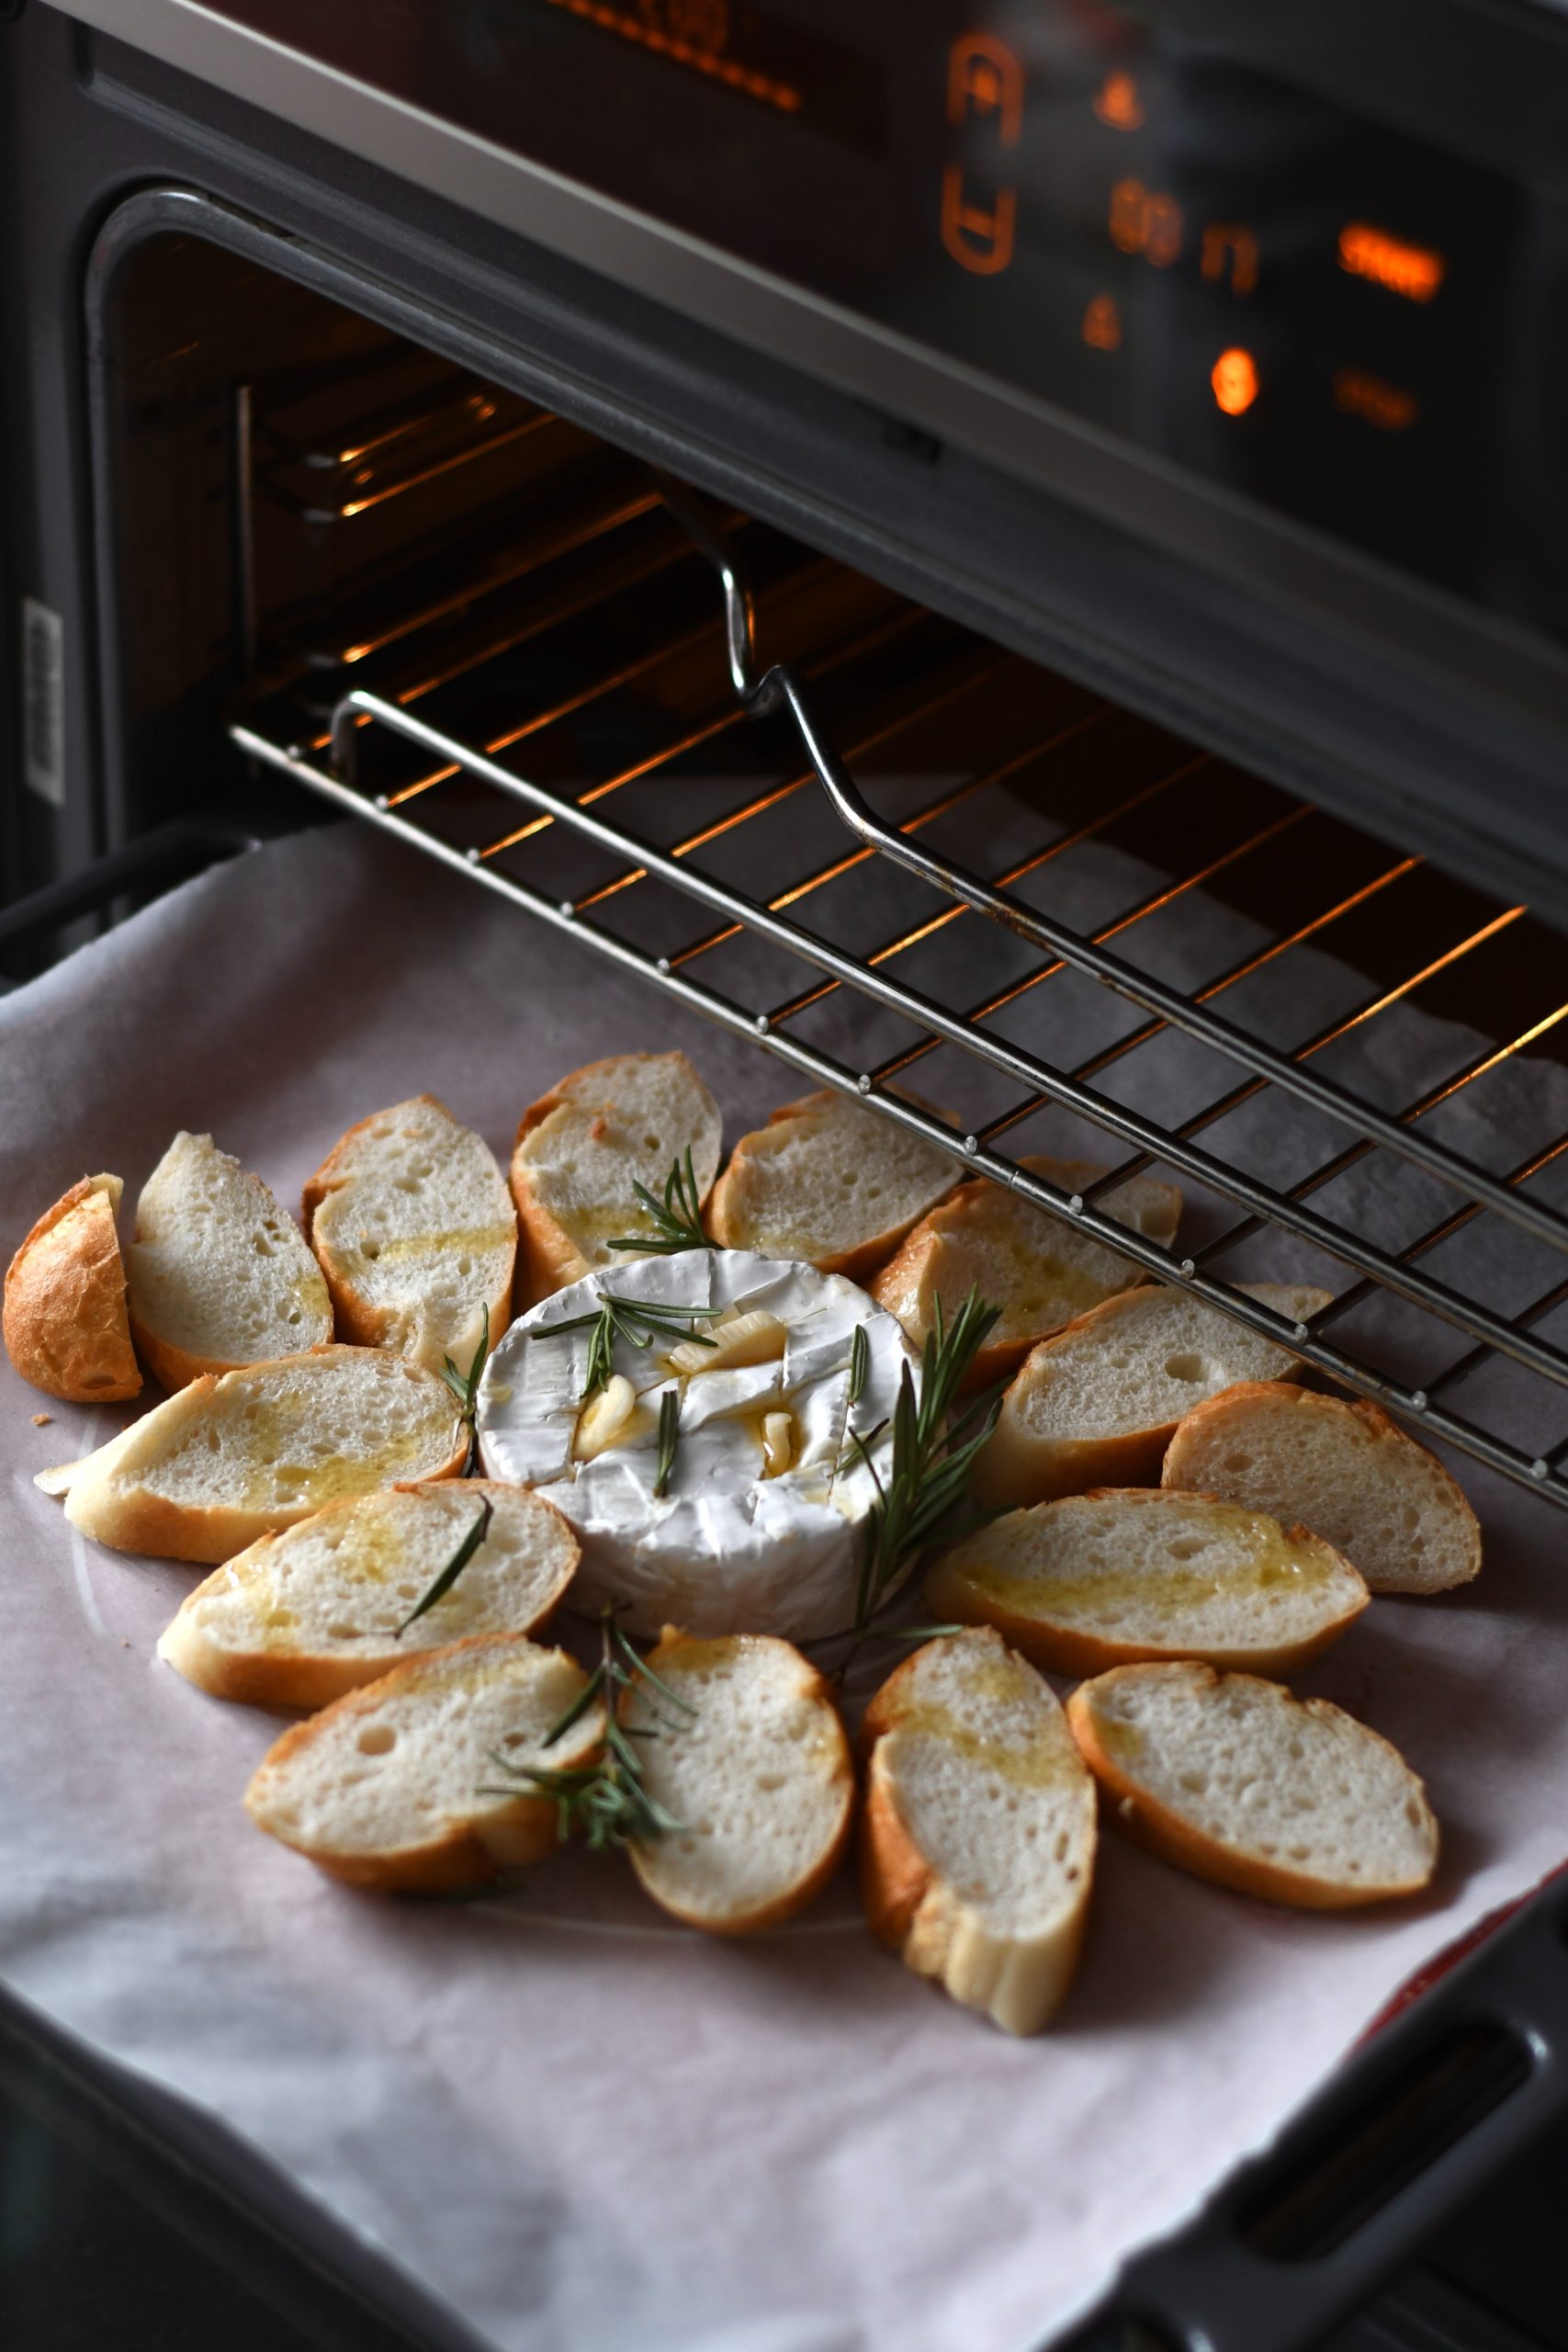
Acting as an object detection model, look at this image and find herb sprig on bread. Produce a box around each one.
[490,1611,695,1851]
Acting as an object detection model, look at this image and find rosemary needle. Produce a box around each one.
[395,1495,494,1638]
[653,1386,681,1498]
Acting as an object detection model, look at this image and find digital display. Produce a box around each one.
[199,1,1568,651]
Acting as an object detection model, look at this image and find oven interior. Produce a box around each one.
[84,225,1568,1534]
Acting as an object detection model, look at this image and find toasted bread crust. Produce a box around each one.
[59,1349,469,1564]
[626,1630,855,1936]
[509,1052,719,1305]
[303,1094,514,1369]
[872,1157,1179,1391]
[974,1287,1327,1510]
[1066,1664,1438,1909]
[923,1490,1368,1678]
[707,1090,958,1282]
[158,1480,579,1710]
[858,1758,933,1952]
[244,1635,587,1892]
[4,1176,141,1403]
[859,1631,1096,2032]
[1161,1381,1482,1593]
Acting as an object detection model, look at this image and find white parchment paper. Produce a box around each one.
[4,822,1568,2352]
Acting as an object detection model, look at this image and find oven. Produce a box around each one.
[4,5,1568,2349]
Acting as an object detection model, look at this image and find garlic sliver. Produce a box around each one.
[574,1374,638,1461]
[668,1309,787,1377]
[761,1410,796,1477]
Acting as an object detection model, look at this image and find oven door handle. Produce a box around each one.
[0,820,259,966]
[1060,1870,1568,2352]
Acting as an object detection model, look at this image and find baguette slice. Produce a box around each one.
[1163,1380,1481,1595]
[4,1173,141,1401]
[126,1132,333,1390]
[244,1634,603,1892]
[49,1346,467,1564]
[860,1627,1096,2034]
[1067,1661,1438,1908]
[158,1480,580,1709]
[974,1282,1332,1510]
[304,1096,514,1378]
[510,1052,722,1305]
[873,1157,1181,1388]
[626,1630,853,1934]
[707,1090,959,1280]
[926,1489,1368,1678]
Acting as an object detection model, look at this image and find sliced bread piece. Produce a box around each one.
[126,1131,333,1390]
[860,1626,1097,2035]
[926,1488,1368,1678]
[158,1480,580,1709]
[244,1634,603,1891]
[626,1630,853,1934]
[4,1173,141,1402]
[1066,1660,1438,1907]
[1162,1380,1481,1594]
[510,1052,722,1305]
[872,1156,1181,1388]
[49,1345,467,1564]
[707,1090,959,1280]
[974,1282,1332,1510]
[304,1096,514,1378]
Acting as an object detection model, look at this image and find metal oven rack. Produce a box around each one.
[231,376,1568,1517]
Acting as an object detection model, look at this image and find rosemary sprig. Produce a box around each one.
[543,1294,722,1402]
[438,1303,491,1475]
[606,1149,708,1255]
[395,1495,494,1638]
[835,1287,1003,1672]
[848,1323,869,1408]
[483,1612,695,1852]
[653,1387,681,1498]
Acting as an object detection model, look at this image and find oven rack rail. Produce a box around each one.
[232,469,1568,1514]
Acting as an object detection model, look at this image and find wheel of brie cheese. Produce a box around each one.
[476,1250,917,1640]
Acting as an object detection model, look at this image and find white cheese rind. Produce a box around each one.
[476,1250,916,1638]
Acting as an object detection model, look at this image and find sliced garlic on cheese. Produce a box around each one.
[477,1250,916,1639]
[761,1410,795,1477]
[573,1373,643,1460]
[667,1307,786,1377]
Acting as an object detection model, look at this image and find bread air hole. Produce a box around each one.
[1164,1352,1212,1383]
[356,1724,396,1755]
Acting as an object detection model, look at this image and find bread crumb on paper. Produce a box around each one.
[31,1411,52,1426]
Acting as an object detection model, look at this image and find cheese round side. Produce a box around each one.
[476,1250,916,1639]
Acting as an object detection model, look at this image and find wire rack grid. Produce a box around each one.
[231,385,1568,1513]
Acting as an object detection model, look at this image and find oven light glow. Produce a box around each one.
[949,29,1024,144]
[1211,348,1258,415]
[942,165,1016,274]
[1082,294,1122,350]
[1337,223,1445,302]
[1110,177,1182,266]
[1334,369,1417,430]
[537,0,801,115]
[1093,70,1143,130]
[1201,222,1258,297]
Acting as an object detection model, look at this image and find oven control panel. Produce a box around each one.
[199,0,1568,655]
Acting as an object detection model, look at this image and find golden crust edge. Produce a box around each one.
[4,1176,141,1403]
[1065,1666,1438,1910]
